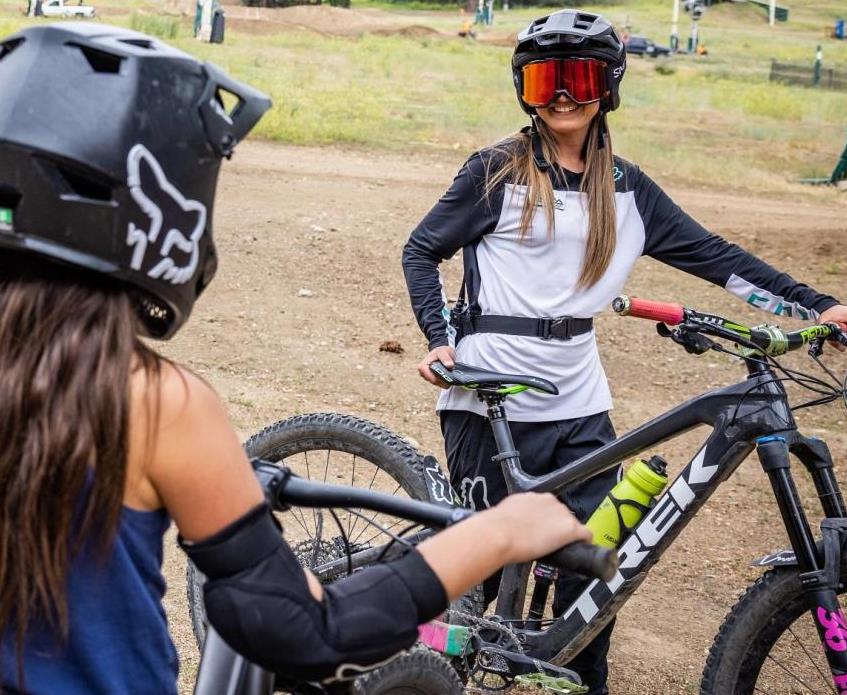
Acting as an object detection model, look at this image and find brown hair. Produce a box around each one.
[483,115,617,288]
[0,260,162,684]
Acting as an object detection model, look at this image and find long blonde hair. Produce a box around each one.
[483,115,617,288]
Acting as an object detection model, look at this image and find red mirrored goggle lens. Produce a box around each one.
[521,59,608,108]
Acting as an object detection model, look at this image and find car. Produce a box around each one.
[41,0,96,18]
[625,35,672,58]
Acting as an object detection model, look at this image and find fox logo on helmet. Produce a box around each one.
[125,144,207,286]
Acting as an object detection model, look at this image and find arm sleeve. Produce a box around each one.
[402,152,502,349]
[182,504,448,683]
[636,168,838,320]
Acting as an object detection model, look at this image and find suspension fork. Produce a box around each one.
[757,436,847,691]
[790,434,847,519]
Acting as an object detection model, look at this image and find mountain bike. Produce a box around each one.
[190,460,615,695]
[193,294,847,694]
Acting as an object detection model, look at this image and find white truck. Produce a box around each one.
[40,0,96,18]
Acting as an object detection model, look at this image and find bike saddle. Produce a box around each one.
[429,361,558,395]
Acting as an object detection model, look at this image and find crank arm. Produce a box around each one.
[476,645,582,682]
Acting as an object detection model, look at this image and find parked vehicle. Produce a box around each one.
[625,35,672,57]
[41,0,96,18]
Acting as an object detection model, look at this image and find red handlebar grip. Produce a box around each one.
[615,296,685,325]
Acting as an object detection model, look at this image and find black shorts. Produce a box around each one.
[439,408,620,521]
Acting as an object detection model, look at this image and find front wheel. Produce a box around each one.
[701,566,846,694]
[186,412,432,650]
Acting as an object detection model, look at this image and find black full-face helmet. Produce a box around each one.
[0,23,271,339]
[512,10,626,116]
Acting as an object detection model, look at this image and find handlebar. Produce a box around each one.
[254,461,619,583]
[613,294,847,357]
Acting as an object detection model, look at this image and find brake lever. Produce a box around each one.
[656,322,716,355]
[809,336,826,358]
[824,322,847,347]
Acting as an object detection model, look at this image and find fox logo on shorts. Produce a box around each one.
[125,145,207,285]
[460,476,490,511]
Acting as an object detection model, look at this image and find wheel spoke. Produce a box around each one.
[348,455,357,539]
[287,505,311,538]
[366,463,380,491]
[350,485,403,546]
[350,508,390,546]
[304,450,319,534]
[764,651,825,693]
[357,518,407,548]
[786,623,830,687]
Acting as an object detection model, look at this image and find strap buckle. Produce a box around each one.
[539,317,573,341]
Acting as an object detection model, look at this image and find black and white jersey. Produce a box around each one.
[402,148,838,422]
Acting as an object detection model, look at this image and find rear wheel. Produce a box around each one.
[701,566,847,694]
[186,412,431,649]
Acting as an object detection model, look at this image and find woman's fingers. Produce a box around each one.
[416,346,456,388]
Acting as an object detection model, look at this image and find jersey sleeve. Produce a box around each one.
[635,167,838,320]
[402,152,502,349]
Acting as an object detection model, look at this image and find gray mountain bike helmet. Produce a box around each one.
[512,10,626,116]
[0,23,271,339]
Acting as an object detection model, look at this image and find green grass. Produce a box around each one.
[129,13,181,39]
[0,0,845,191]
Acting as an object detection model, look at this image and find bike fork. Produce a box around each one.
[757,436,847,693]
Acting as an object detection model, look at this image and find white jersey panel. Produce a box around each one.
[438,186,645,422]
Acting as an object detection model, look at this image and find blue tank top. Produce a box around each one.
[1,506,179,695]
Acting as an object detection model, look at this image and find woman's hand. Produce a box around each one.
[819,304,847,352]
[486,492,592,564]
[417,345,456,388]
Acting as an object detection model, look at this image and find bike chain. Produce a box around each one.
[451,607,523,693]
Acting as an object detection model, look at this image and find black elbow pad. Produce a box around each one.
[181,504,447,682]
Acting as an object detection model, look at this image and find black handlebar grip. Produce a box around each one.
[542,542,618,583]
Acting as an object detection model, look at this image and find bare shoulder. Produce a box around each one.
[128,356,263,539]
[131,359,225,434]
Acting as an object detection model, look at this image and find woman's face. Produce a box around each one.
[534,95,600,141]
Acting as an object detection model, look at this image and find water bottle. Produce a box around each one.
[586,455,668,548]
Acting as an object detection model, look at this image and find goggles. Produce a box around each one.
[520,58,608,108]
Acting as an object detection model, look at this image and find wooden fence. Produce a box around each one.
[769,60,847,91]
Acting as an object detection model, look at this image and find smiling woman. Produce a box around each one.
[401,8,847,695]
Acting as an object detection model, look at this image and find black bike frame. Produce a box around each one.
[480,357,847,684]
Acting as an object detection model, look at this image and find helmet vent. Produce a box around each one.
[215,88,241,120]
[70,43,123,74]
[134,294,173,339]
[56,164,113,203]
[574,13,597,30]
[0,38,24,62]
[120,38,154,50]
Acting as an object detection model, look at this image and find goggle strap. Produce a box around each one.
[522,122,551,172]
[597,111,608,151]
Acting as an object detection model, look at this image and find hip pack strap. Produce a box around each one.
[456,314,593,341]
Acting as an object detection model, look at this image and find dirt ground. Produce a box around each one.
[162,139,847,694]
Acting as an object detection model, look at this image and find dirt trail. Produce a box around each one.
[166,140,847,694]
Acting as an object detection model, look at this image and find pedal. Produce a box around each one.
[516,672,589,694]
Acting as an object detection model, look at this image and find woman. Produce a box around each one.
[402,10,847,694]
[0,24,590,694]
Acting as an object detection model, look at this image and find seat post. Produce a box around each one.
[481,392,525,494]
